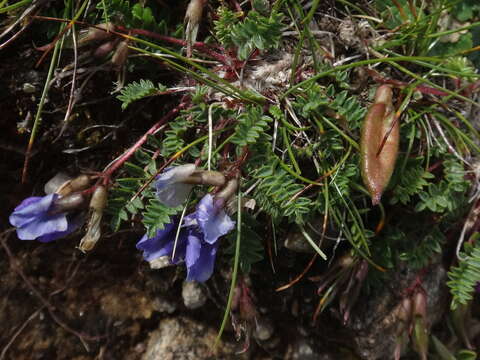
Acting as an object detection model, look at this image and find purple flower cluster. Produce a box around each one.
[137,194,234,282]
[9,193,81,242]
[137,165,235,282]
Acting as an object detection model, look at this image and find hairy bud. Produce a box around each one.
[412,292,429,360]
[111,40,129,70]
[52,193,85,213]
[184,0,206,57]
[183,170,226,186]
[79,186,108,252]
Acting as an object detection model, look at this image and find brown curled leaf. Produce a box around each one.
[360,85,399,205]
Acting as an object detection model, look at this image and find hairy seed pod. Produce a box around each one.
[111,40,129,70]
[93,40,117,58]
[79,186,108,252]
[360,85,399,205]
[78,23,115,45]
[184,0,206,57]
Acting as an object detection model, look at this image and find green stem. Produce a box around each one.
[426,20,480,38]
[282,126,301,174]
[214,187,242,349]
[282,56,442,98]
[0,0,32,14]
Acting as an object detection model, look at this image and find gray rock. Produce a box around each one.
[141,317,242,360]
[182,281,207,309]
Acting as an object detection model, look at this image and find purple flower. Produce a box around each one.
[137,194,235,282]
[155,164,196,207]
[9,194,81,242]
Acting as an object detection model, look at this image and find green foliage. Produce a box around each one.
[214,7,242,46]
[160,102,216,158]
[429,33,473,58]
[374,0,417,28]
[441,57,478,80]
[225,215,264,274]
[231,105,272,147]
[453,0,480,22]
[96,0,172,34]
[296,84,366,131]
[117,80,167,110]
[398,226,445,269]
[415,158,469,213]
[250,158,313,224]
[105,148,180,234]
[391,160,434,205]
[447,238,480,310]
[142,198,180,238]
[214,6,284,60]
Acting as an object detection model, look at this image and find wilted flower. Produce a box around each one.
[9,193,82,242]
[137,194,235,282]
[155,164,196,207]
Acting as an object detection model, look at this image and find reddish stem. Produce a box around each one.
[101,103,187,184]
[118,26,230,65]
[31,16,231,66]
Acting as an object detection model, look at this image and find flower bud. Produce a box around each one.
[412,292,429,360]
[396,297,413,324]
[412,291,427,318]
[78,186,107,252]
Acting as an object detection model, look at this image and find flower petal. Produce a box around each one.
[157,183,194,207]
[196,194,235,244]
[137,221,188,263]
[9,194,57,228]
[15,213,68,240]
[186,241,218,282]
[155,164,196,207]
[37,214,83,243]
[185,231,202,268]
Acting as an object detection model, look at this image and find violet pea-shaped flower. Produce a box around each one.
[9,193,82,242]
[136,221,188,265]
[137,194,235,282]
[183,194,235,281]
